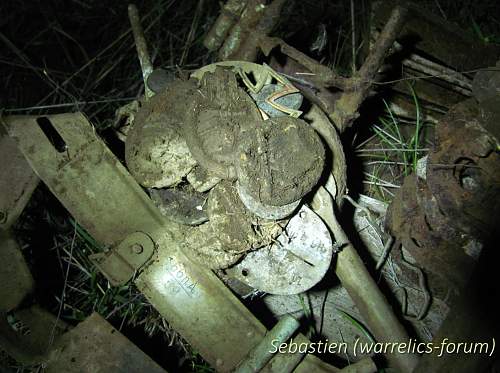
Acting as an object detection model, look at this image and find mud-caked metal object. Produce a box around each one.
[128,62,328,221]
[125,79,198,188]
[123,61,336,297]
[236,116,325,208]
[181,67,263,180]
[191,62,327,218]
[183,181,283,269]
[236,180,300,220]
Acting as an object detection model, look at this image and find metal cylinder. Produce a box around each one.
[235,315,300,373]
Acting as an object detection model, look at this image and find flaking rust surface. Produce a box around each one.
[386,98,500,299]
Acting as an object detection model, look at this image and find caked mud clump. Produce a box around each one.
[236,116,325,206]
[180,67,262,179]
[184,181,284,269]
[124,79,198,188]
[126,67,325,210]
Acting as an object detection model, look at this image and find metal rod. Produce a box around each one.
[128,4,154,99]
[235,315,300,373]
[204,0,248,51]
[311,187,419,372]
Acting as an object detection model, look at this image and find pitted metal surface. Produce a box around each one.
[386,98,500,294]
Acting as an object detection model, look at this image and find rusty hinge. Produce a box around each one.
[90,231,155,286]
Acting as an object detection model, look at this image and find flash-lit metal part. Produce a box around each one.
[250,83,303,118]
[227,205,333,295]
[234,315,300,373]
[89,231,156,286]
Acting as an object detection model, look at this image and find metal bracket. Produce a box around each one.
[90,232,155,286]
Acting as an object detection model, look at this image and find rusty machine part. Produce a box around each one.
[386,95,500,296]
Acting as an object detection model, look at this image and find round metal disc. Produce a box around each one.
[226,205,333,295]
[236,181,300,220]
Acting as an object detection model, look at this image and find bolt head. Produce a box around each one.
[131,243,144,254]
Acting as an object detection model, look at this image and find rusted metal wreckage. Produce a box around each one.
[1,1,499,372]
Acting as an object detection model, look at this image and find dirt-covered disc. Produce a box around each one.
[236,116,325,206]
[181,67,262,179]
[183,181,284,269]
[125,79,199,188]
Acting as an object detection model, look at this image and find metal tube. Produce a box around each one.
[311,187,419,372]
[204,0,248,51]
[235,315,300,373]
[128,4,154,99]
